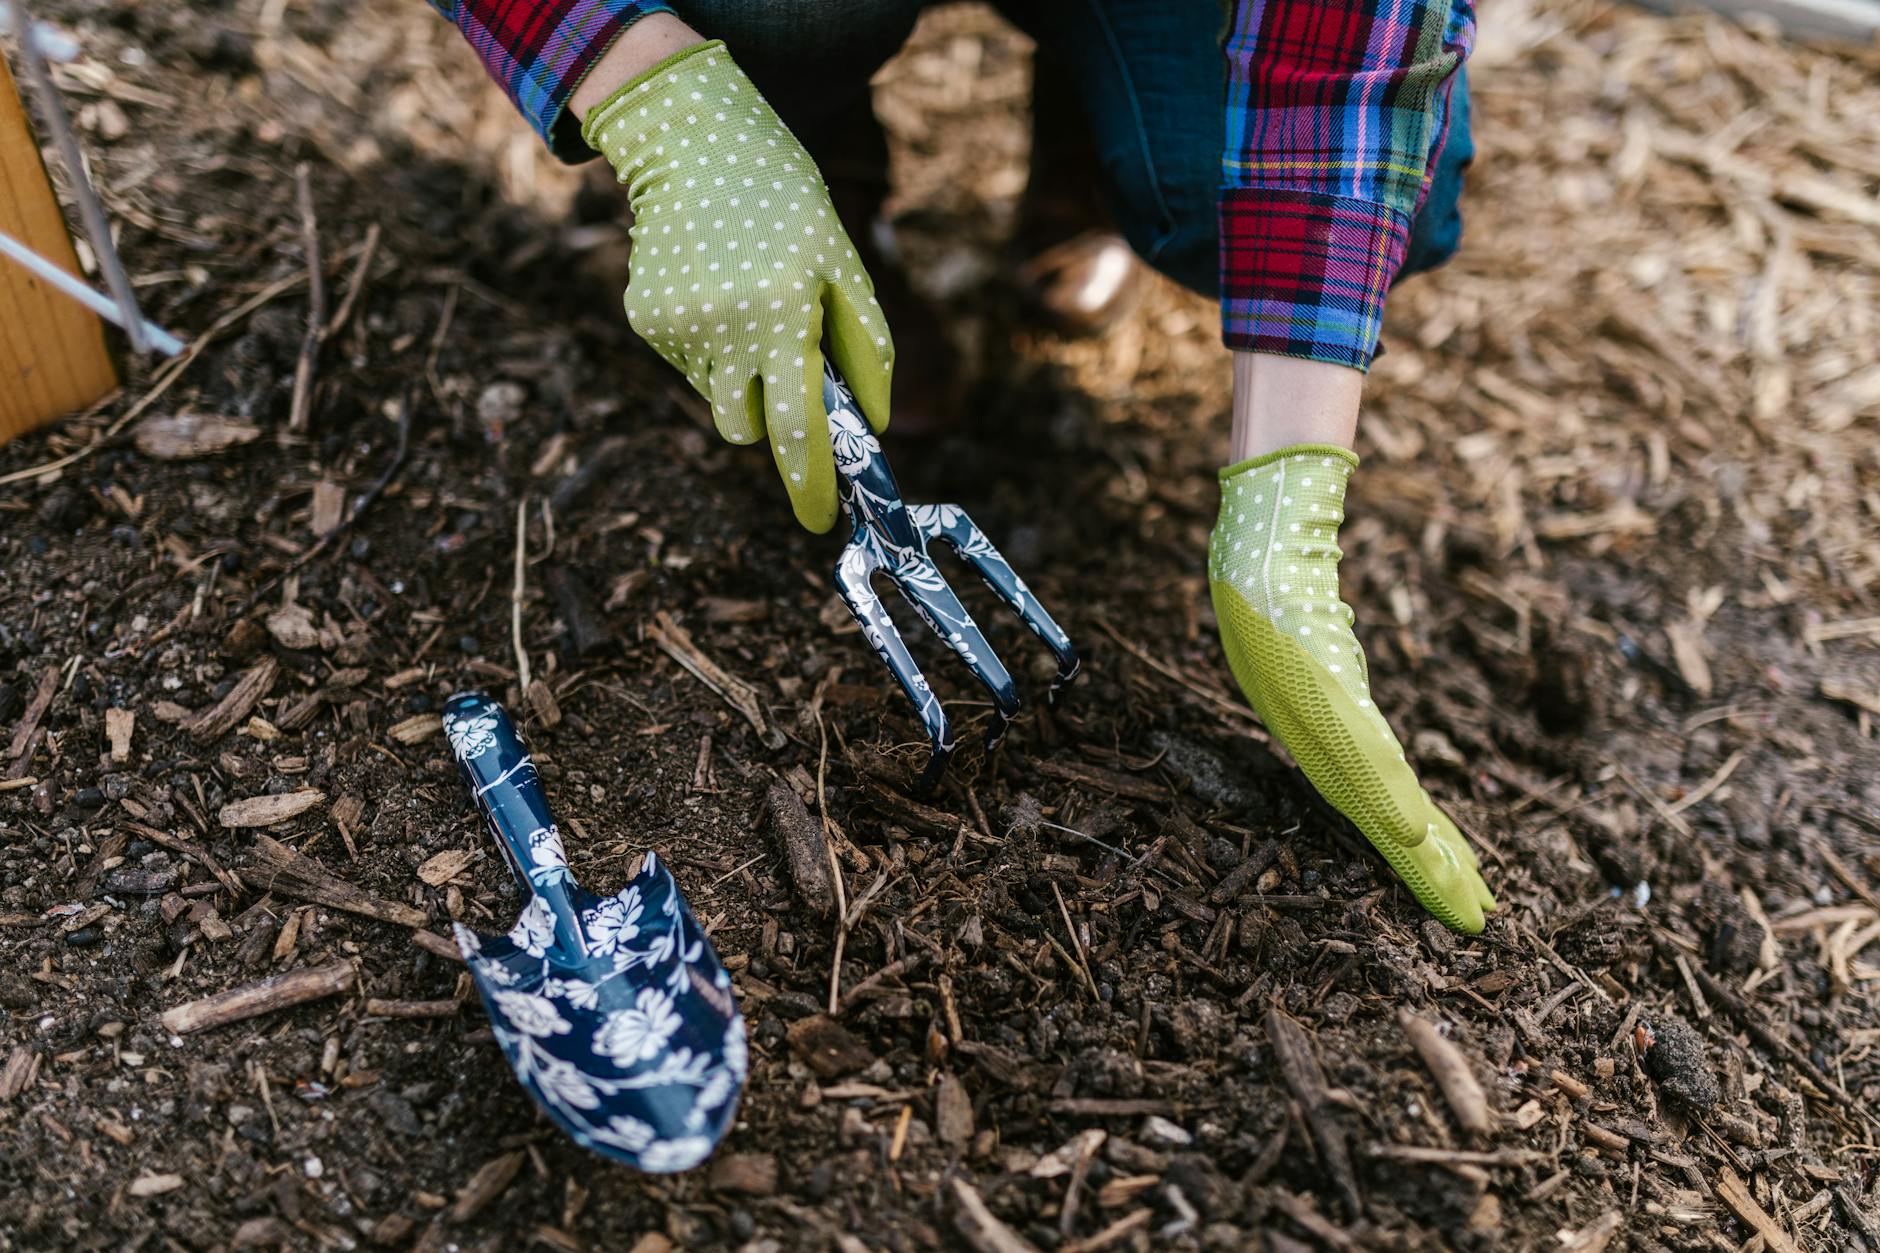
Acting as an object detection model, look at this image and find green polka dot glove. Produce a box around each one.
[1208,444,1497,933]
[581,41,894,533]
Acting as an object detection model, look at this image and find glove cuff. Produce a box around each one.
[1218,442,1358,482]
[579,39,732,156]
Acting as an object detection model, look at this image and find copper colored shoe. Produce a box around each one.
[1016,230,1145,337]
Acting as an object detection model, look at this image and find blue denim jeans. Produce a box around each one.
[663,0,1471,295]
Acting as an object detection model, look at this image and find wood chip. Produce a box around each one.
[128,1172,186,1197]
[131,412,260,460]
[364,998,460,1019]
[160,960,355,1035]
[387,713,438,745]
[1716,1167,1803,1253]
[450,1151,524,1222]
[949,1177,1041,1253]
[104,707,134,762]
[1556,1210,1623,1252]
[219,789,325,828]
[1266,1008,1362,1218]
[309,479,346,536]
[768,780,832,917]
[265,604,329,651]
[1400,1011,1494,1136]
[416,849,474,887]
[787,1014,876,1079]
[245,835,428,928]
[935,1072,974,1148]
[0,1046,35,1100]
[184,658,279,742]
[6,666,58,776]
[708,1152,778,1196]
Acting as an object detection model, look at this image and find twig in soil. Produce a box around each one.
[240,391,414,614]
[948,1177,1040,1253]
[1095,617,1265,734]
[1052,882,1100,1002]
[1264,1008,1363,1219]
[321,222,379,345]
[1400,1011,1494,1136]
[649,612,780,745]
[1715,1167,1803,1253]
[1363,1143,1543,1167]
[159,960,355,1035]
[839,951,928,1013]
[0,240,365,489]
[246,835,427,928]
[1270,1192,1357,1252]
[288,163,326,433]
[1651,933,1852,1104]
[4,666,58,779]
[122,821,242,897]
[1034,818,1184,888]
[768,781,833,917]
[364,998,459,1019]
[181,657,277,743]
[511,496,532,692]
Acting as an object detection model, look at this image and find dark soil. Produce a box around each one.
[2,1,1877,1250]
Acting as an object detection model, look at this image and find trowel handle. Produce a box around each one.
[442,692,583,953]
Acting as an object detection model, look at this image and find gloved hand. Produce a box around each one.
[1208,445,1497,933]
[582,41,894,532]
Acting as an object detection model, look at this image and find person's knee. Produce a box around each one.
[1106,151,1219,300]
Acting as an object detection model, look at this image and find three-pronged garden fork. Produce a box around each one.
[822,363,1079,794]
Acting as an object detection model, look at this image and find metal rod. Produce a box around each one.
[0,226,183,355]
[10,3,154,354]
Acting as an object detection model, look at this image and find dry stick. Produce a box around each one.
[949,1177,1041,1253]
[238,391,413,616]
[160,961,355,1035]
[321,222,378,345]
[1652,934,1852,1104]
[288,163,325,433]
[1265,1008,1363,1219]
[814,698,850,1013]
[246,834,427,928]
[0,239,363,489]
[511,496,532,693]
[1399,1011,1494,1136]
[1052,881,1100,1003]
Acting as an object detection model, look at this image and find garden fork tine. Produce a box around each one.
[822,362,1078,794]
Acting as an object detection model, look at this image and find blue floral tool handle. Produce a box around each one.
[440,691,746,1173]
[443,693,584,957]
[822,361,1080,792]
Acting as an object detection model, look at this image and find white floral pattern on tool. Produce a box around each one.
[443,691,745,1173]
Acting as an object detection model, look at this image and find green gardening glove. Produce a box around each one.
[581,41,894,532]
[1208,445,1497,933]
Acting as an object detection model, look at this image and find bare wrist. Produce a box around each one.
[1228,350,1363,462]
[571,13,708,120]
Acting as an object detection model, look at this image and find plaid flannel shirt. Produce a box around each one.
[1221,0,1474,369]
[423,0,672,160]
[432,0,1470,369]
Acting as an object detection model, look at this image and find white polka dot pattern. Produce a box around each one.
[581,41,894,533]
[1208,445,1390,732]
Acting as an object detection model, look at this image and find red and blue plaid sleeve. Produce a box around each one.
[1220,0,1473,369]
[425,0,673,162]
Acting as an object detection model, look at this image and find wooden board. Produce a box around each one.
[0,52,116,445]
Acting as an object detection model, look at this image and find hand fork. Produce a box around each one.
[822,363,1079,794]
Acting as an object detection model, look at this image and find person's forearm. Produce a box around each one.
[1228,351,1362,462]
[570,12,706,120]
